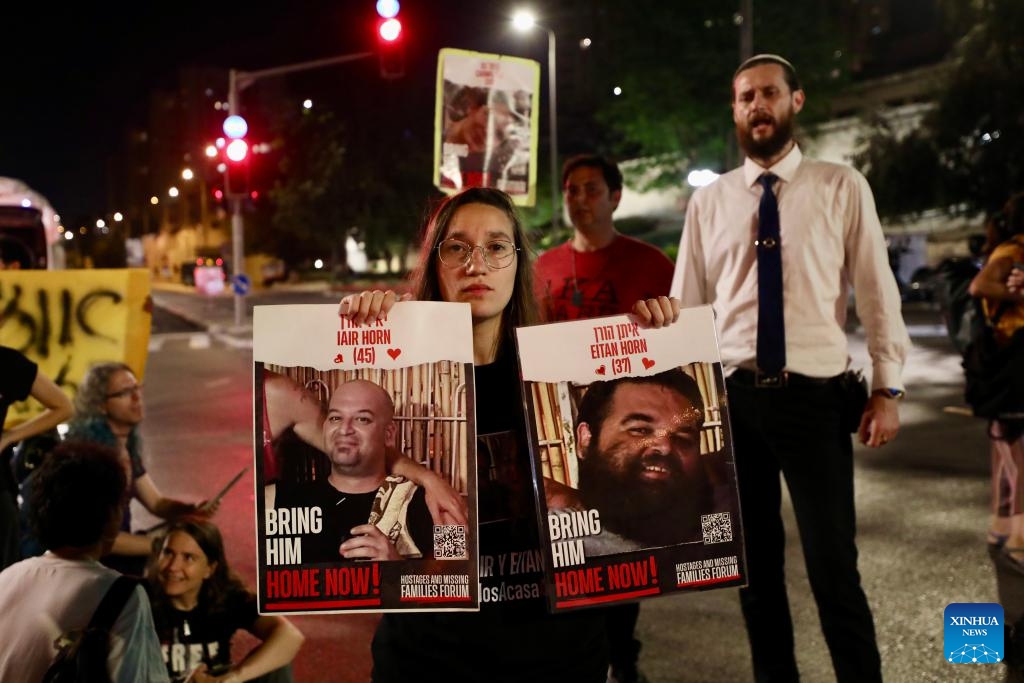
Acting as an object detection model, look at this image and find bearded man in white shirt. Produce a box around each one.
[671,54,909,683]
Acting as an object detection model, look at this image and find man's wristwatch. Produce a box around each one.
[873,388,906,400]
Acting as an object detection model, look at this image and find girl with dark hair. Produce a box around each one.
[339,187,677,682]
[970,192,1024,569]
[147,518,304,682]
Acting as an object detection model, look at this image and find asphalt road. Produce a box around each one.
[144,284,1019,682]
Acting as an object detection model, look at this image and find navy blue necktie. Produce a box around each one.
[756,173,786,376]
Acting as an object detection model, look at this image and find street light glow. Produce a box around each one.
[687,169,720,188]
[314,258,325,270]
[64,231,73,241]
[205,145,218,158]
[96,219,106,228]
[303,99,313,110]
[613,86,622,96]
[168,187,180,198]
[181,168,194,181]
[150,196,159,205]
[580,37,592,48]
[113,212,123,222]
[511,10,536,31]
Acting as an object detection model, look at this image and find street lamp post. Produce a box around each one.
[512,11,559,231]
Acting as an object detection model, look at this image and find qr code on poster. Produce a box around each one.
[433,525,468,560]
[701,512,733,544]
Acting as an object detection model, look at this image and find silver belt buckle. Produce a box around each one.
[755,370,787,388]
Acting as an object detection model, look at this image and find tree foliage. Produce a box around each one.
[854,0,1024,219]
[586,0,849,189]
[256,103,436,274]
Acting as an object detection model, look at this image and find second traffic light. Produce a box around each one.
[223,116,250,196]
[376,1,404,79]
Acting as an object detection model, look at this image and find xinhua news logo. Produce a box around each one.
[945,603,1004,664]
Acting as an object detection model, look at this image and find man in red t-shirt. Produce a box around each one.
[534,154,673,683]
[534,154,674,323]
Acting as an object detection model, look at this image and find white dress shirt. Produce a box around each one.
[670,145,909,391]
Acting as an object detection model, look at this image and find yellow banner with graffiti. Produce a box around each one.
[1,269,151,428]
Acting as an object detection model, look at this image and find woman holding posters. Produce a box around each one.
[147,517,304,682]
[340,187,677,682]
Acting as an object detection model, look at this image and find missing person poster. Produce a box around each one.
[515,305,746,612]
[434,47,540,206]
[253,303,478,614]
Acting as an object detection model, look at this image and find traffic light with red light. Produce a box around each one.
[376,0,404,79]
[222,116,250,196]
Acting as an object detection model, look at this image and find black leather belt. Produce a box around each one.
[729,368,839,389]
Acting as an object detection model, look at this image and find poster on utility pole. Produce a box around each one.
[434,47,540,206]
[254,302,478,614]
[515,305,747,613]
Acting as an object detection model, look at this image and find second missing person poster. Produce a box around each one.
[515,305,747,612]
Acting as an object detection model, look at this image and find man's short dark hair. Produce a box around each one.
[733,53,802,94]
[561,154,623,195]
[577,368,706,442]
[30,441,126,549]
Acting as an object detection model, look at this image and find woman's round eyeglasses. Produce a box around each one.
[437,238,518,269]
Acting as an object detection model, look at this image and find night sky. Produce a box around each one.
[0,1,543,218]
[0,1,953,222]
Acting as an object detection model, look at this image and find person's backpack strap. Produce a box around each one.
[89,576,140,631]
[42,576,140,683]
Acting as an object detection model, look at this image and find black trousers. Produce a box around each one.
[726,375,882,683]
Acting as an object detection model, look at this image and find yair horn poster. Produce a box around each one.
[254,302,478,614]
[515,305,746,612]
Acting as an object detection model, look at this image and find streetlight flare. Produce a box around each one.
[150,196,159,205]
[303,99,313,110]
[687,169,720,188]
[205,145,218,158]
[113,212,123,222]
[512,10,536,31]
[96,219,106,228]
[168,187,180,198]
[580,37,592,48]
[613,86,622,96]
[182,168,194,181]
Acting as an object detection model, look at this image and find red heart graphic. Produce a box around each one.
[387,348,402,360]
[333,353,344,364]
[596,365,606,375]
[642,357,655,370]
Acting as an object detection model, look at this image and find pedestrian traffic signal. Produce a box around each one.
[376,0,404,79]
